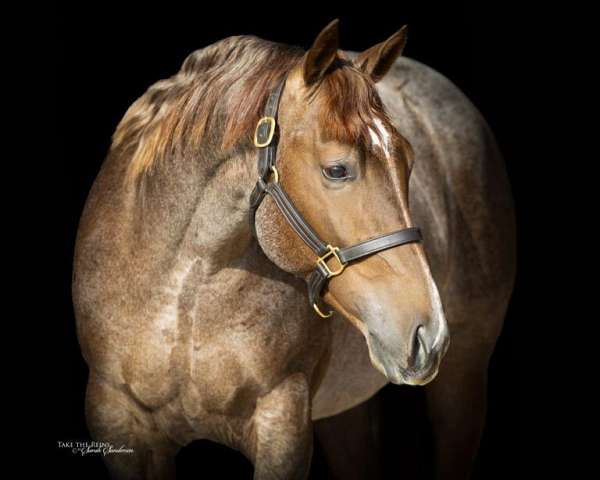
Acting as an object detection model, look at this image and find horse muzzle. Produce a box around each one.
[366,320,450,386]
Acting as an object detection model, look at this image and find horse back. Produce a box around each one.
[377,56,516,341]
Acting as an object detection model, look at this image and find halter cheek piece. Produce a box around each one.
[249,77,422,318]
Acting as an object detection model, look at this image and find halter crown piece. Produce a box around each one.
[249,76,422,318]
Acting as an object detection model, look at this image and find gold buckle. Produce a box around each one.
[316,245,347,278]
[313,303,333,318]
[254,116,276,148]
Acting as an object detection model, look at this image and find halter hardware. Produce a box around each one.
[269,165,279,184]
[316,245,347,278]
[249,76,423,318]
[313,303,334,319]
[254,116,276,147]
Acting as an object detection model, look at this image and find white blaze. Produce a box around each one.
[368,117,391,158]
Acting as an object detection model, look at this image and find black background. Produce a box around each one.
[55,3,524,478]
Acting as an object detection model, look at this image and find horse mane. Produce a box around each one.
[113,35,389,185]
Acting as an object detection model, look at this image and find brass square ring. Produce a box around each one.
[316,245,347,278]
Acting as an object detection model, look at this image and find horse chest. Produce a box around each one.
[311,315,388,419]
[161,268,326,418]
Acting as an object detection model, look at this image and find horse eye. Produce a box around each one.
[323,165,349,180]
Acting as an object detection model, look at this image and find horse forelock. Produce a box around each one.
[312,57,390,152]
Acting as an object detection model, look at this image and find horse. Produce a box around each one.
[72,20,516,480]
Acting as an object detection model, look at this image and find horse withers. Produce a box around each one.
[73,20,515,480]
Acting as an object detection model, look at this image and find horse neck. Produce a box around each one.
[190,149,260,271]
[128,146,259,277]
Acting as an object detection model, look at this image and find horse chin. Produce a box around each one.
[387,365,441,386]
[366,341,443,387]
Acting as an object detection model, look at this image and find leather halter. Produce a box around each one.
[249,77,422,318]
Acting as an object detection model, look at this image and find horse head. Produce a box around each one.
[255,20,450,386]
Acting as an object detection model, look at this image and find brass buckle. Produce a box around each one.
[316,245,347,278]
[254,116,276,147]
[313,303,333,318]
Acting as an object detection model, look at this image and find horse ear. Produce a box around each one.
[303,19,340,85]
[354,26,408,82]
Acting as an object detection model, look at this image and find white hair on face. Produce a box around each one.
[368,117,391,158]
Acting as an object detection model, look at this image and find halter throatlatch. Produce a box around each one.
[249,77,422,318]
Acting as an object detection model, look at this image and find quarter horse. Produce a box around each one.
[73,20,516,480]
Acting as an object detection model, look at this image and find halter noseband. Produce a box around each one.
[249,77,422,318]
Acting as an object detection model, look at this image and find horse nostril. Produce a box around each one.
[407,324,427,368]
